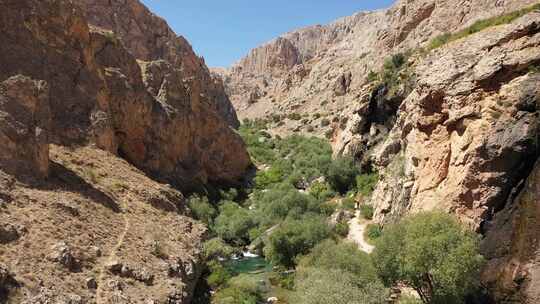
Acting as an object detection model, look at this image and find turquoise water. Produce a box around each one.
[225,256,272,274]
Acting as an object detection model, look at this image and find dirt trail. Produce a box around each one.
[347,210,374,254]
[95,196,131,304]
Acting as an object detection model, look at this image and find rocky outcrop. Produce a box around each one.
[0,0,251,190]
[74,0,240,128]
[1,145,206,303]
[0,76,50,179]
[361,11,540,302]
[481,160,540,303]
[215,0,538,138]
[370,12,540,228]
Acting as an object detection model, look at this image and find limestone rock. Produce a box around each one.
[48,242,80,271]
[370,13,540,229]
[215,0,537,137]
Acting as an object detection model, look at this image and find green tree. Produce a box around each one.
[203,238,236,260]
[188,195,217,226]
[264,216,331,268]
[294,268,387,304]
[214,202,255,246]
[326,157,359,194]
[373,212,485,304]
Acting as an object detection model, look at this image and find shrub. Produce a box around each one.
[367,70,379,83]
[356,172,379,197]
[360,204,374,220]
[288,113,302,120]
[341,197,356,211]
[333,222,349,238]
[294,240,388,304]
[213,202,256,246]
[320,118,331,127]
[212,274,263,304]
[207,260,232,289]
[309,181,336,201]
[203,238,235,260]
[326,157,359,194]
[365,224,382,242]
[373,212,485,304]
[188,195,217,226]
[298,239,379,282]
[269,271,295,290]
[264,216,331,268]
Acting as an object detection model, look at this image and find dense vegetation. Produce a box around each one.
[192,120,485,304]
[373,212,485,304]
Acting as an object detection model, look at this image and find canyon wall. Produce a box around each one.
[0,0,250,302]
[217,0,540,302]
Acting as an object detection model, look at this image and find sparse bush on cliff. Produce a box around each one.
[373,212,485,304]
[427,3,540,50]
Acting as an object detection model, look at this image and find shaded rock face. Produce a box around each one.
[0,0,249,302]
[0,76,50,179]
[481,160,540,303]
[0,0,251,190]
[89,28,251,190]
[74,0,240,128]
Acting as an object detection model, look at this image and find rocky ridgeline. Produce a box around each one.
[0,0,251,302]
[216,0,540,302]
[215,0,536,128]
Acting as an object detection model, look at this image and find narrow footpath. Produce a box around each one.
[347,210,374,254]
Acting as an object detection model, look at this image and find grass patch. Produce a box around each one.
[359,204,374,220]
[428,3,540,50]
[364,224,382,245]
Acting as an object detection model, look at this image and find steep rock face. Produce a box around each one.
[365,12,540,302]
[481,160,540,303]
[74,0,240,128]
[370,12,540,228]
[0,76,50,179]
[0,0,251,191]
[216,0,537,138]
[0,0,250,302]
[90,27,251,190]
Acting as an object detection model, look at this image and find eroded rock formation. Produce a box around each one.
[215,0,537,137]
[217,0,540,302]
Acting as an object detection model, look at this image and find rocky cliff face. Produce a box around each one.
[75,0,240,128]
[216,0,537,137]
[367,12,540,300]
[216,0,540,302]
[0,0,250,302]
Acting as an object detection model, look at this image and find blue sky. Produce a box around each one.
[140,0,395,67]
